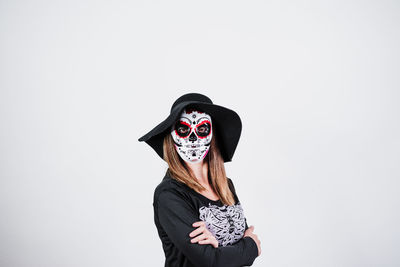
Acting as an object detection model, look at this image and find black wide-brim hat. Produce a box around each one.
[138,93,242,163]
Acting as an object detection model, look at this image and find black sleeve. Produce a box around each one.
[227,178,250,230]
[156,189,259,267]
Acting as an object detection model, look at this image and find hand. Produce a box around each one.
[189,221,219,248]
[244,225,261,256]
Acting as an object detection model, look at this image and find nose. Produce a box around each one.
[189,132,197,142]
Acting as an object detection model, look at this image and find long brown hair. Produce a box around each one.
[163,124,235,206]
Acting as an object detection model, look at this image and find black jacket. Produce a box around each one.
[153,171,259,267]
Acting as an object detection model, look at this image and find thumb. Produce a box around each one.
[248,225,254,231]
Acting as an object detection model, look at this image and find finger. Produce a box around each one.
[191,233,207,243]
[198,238,214,245]
[212,240,219,248]
[248,225,254,231]
[189,225,205,237]
[192,221,205,227]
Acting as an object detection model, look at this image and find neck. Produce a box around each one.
[186,160,209,185]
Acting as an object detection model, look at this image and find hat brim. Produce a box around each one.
[138,100,242,163]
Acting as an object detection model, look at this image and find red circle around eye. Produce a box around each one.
[175,121,192,138]
[195,120,211,139]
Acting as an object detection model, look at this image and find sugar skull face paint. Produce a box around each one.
[170,107,212,163]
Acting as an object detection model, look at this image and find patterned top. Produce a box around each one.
[199,202,246,247]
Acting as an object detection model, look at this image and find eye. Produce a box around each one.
[196,123,210,137]
[198,126,207,133]
[175,122,191,137]
[178,126,189,134]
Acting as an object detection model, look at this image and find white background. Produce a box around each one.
[1,0,399,266]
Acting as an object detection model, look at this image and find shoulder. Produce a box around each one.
[227,176,240,203]
[227,177,236,193]
[153,172,191,206]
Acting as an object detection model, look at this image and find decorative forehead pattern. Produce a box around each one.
[177,107,212,125]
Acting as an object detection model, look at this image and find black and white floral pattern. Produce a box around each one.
[199,202,246,247]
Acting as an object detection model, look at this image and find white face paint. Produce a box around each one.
[170,107,212,163]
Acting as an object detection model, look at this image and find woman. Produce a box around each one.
[138,93,261,267]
